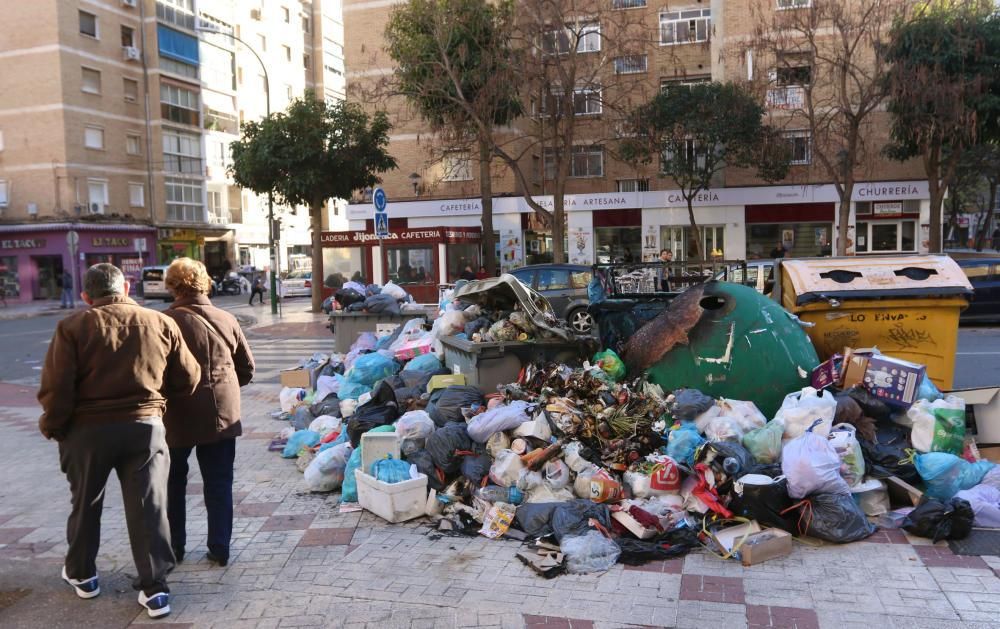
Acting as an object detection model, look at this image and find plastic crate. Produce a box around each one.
[355,432,427,523]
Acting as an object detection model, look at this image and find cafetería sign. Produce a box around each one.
[321,226,481,247]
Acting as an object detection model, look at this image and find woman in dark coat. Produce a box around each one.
[163,258,255,567]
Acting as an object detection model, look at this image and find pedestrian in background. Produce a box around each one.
[163,258,255,568]
[249,274,266,305]
[59,269,74,309]
[992,227,1000,252]
[658,249,673,292]
[38,263,201,618]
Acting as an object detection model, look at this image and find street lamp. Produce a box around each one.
[195,24,279,315]
[409,172,422,196]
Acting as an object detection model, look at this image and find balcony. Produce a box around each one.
[767,85,805,110]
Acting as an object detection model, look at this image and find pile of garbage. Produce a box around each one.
[267,290,999,575]
[326,280,425,316]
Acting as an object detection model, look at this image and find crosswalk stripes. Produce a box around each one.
[247,337,333,383]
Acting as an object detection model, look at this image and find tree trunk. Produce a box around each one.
[552,190,565,264]
[686,197,703,260]
[976,180,997,251]
[928,177,944,253]
[836,182,854,256]
[478,139,497,276]
[310,201,324,313]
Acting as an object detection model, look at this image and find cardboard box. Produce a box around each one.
[426,374,466,393]
[394,338,434,361]
[863,354,926,408]
[841,348,870,388]
[885,475,923,507]
[711,521,761,554]
[611,510,659,540]
[811,354,842,390]
[740,528,793,566]
[950,386,1000,446]
[280,367,311,388]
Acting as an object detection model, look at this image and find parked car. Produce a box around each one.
[714,260,774,294]
[958,258,1000,322]
[509,264,594,334]
[282,270,313,297]
[140,265,172,301]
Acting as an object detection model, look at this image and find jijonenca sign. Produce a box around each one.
[320,227,481,246]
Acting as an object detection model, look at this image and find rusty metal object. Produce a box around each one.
[622,284,706,373]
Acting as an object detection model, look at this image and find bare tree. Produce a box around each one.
[741,0,909,255]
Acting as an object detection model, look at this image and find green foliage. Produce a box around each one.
[229,93,397,209]
[384,0,521,133]
[622,82,790,198]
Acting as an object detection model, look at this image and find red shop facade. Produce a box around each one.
[320,225,482,303]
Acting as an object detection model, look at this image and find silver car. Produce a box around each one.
[282,270,312,297]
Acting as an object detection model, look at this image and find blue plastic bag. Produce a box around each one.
[404,353,443,373]
[915,452,996,501]
[666,422,704,467]
[370,456,413,484]
[342,447,362,502]
[318,429,350,452]
[346,353,400,386]
[282,430,320,458]
[339,381,372,400]
[917,376,943,402]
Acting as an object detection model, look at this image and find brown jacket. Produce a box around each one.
[163,294,254,449]
[38,295,201,440]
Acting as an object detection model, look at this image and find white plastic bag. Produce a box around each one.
[561,531,621,574]
[303,443,353,492]
[485,431,511,458]
[573,464,600,499]
[339,398,358,418]
[954,484,1000,528]
[719,399,767,432]
[279,387,306,413]
[381,281,408,301]
[563,441,591,473]
[781,428,851,499]
[902,396,966,453]
[433,310,466,337]
[827,423,866,487]
[851,479,890,516]
[703,416,744,442]
[466,401,532,443]
[396,410,435,441]
[512,415,552,441]
[543,459,571,489]
[489,449,524,487]
[775,387,836,441]
[308,415,342,437]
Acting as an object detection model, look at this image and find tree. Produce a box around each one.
[883,1,1000,252]
[744,0,909,256]
[230,94,396,312]
[621,82,790,259]
[384,0,522,275]
[950,143,1000,250]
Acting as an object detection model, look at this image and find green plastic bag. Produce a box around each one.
[742,420,783,464]
[593,349,626,382]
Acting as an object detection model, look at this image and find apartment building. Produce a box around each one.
[0,0,346,303]
[337,0,930,291]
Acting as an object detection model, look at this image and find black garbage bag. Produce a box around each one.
[697,441,754,494]
[290,405,314,431]
[671,389,715,421]
[427,385,485,427]
[310,396,341,418]
[846,385,892,421]
[801,492,876,543]
[364,293,401,315]
[347,382,400,446]
[404,449,443,491]
[345,301,366,312]
[461,453,492,485]
[334,287,365,309]
[728,476,798,534]
[514,503,560,538]
[425,422,474,475]
[551,500,612,542]
[393,386,424,408]
[902,498,975,542]
[615,528,701,565]
[319,361,345,378]
[859,423,919,484]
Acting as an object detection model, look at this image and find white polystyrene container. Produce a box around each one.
[356,432,428,523]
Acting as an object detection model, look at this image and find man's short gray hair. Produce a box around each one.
[83,263,126,299]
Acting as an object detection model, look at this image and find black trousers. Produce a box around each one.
[167,438,236,562]
[59,419,173,595]
[249,288,265,304]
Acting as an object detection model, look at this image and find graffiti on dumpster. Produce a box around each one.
[822,326,860,350]
[887,323,935,350]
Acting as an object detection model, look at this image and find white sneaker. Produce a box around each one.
[137,590,171,618]
[61,566,100,599]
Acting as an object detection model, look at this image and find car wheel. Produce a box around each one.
[568,308,594,334]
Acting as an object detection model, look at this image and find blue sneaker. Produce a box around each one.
[137,591,171,618]
[61,566,100,599]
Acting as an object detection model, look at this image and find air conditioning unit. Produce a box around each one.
[250,8,261,20]
[123,46,141,62]
[122,0,137,7]
[89,202,103,214]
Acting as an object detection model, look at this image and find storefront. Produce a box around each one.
[157,226,232,268]
[321,226,482,303]
[853,199,919,254]
[0,223,157,303]
[745,203,835,259]
[594,208,642,263]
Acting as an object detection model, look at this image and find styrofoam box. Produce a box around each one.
[356,432,428,523]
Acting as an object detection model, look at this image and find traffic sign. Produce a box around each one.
[66,230,79,247]
[373,187,387,213]
[374,212,389,239]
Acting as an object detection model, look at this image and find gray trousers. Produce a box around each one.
[59,418,174,595]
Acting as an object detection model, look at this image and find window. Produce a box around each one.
[660,76,710,92]
[302,15,310,32]
[282,6,290,22]
[303,53,311,69]
[209,140,229,168]
[81,67,101,94]
[160,57,198,79]
[537,269,570,290]
[778,0,812,8]
[545,145,603,178]
[160,83,199,125]
[129,183,145,207]
[784,131,811,165]
[613,0,646,8]
[162,128,202,173]
[660,9,711,45]
[441,151,472,181]
[543,21,601,54]
[126,133,141,155]
[776,64,811,86]
[282,45,292,62]
[84,126,105,150]
[0,129,4,152]
[614,55,647,74]
[79,11,98,38]
[543,87,602,116]
[121,25,135,48]
[257,34,266,51]
[123,77,139,102]
[285,84,293,100]
[201,43,235,90]
[570,271,592,289]
[856,220,916,253]
[165,177,204,222]
[616,179,649,192]
[87,180,109,212]
[661,139,705,171]
[207,190,222,214]
[0,180,8,206]
[156,0,196,30]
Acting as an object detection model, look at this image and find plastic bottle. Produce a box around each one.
[475,485,524,505]
[722,457,741,476]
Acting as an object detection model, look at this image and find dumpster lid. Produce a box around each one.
[780,255,973,306]
[451,274,572,340]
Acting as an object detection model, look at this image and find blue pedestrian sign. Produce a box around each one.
[373,187,387,213]
[374,212,389,239]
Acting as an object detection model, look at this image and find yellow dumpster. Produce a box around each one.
[777,255,972,390]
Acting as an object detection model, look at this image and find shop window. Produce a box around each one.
[387,246,434,285]
[596,227,641,263]
[784,130,811,164]
[79,10,98,38]
[747,223,832,259]
[448,243,480,282]
[660,225,726,261]
[82,67,101,94]
[537,269,570,290]
[659,9,711,46]
[856,220,917,253]
[123,77,139,103]
[0,256,19,298]
[129,182,145,207]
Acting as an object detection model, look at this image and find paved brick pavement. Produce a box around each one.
[2,318,1000,628]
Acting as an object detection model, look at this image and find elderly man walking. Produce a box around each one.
[37,263,201,618]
